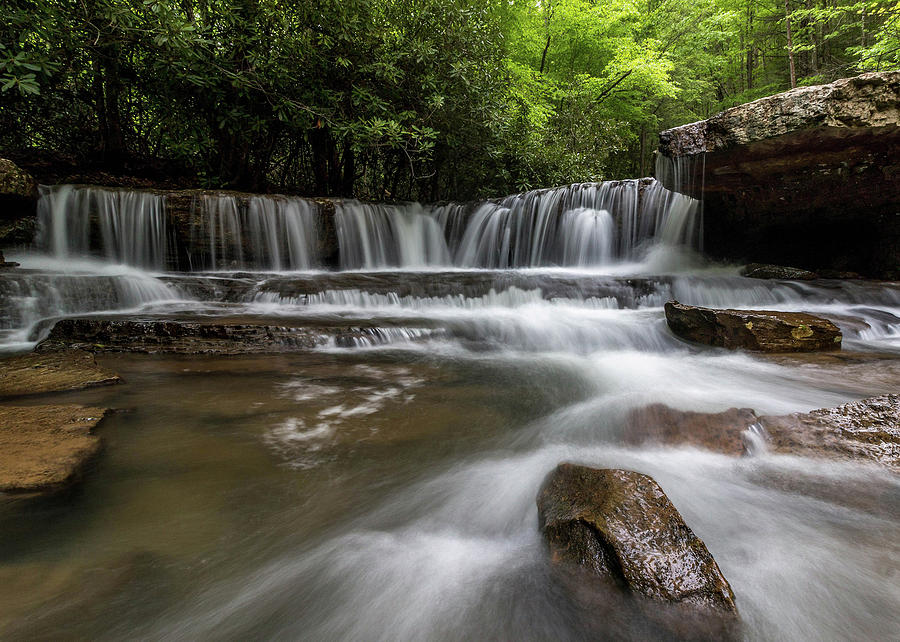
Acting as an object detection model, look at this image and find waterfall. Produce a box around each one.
[559,208,616,265]
[247,196,317,270]
[335,200,451,269]
[337,180,700,269]
[33,179,700,273]
[192,194,318,271]
[640,180,703,251]
[37,185,168,270]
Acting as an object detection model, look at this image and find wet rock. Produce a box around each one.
[0,350,120,399]
[0,404,109,495]
[657,72,900,278]
[0,215,37,247]
[0,250,19,269]
[665,300,842,352]
[760,394,900,471]
[258,271,664,306]
[741,263,818,280]
[624,404,756,455]
[625,394,899,471]
[36,317,433,354]
[537,463,737,614]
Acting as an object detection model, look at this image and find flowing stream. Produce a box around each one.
[1,182,898,639]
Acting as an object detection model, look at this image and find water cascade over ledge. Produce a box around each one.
[34,179,701,271]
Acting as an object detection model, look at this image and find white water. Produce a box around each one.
[335,180,701,269]
[37,185,168,269]
[192,194,319,270]
[4,181,900,640]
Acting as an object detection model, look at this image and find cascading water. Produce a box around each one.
[4,176,900,640]
[334,200,451,269]
[558,207,616,265]
[37,184,168,269]
[191,193,319,271]
[335,179,701,269]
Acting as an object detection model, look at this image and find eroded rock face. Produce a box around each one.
[657,72,900,278]
[537,464,737,614]
[0,404,109,495]
[0,159,38,201]
[0,350,120,398]
[665,301,841,352]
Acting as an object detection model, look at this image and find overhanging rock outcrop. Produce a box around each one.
[657,72,900,278]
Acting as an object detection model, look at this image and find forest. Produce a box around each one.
[1,0,897,200]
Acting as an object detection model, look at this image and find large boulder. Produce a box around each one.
[0,404,109,496]
[657,72,900,278]
[537,463,737,614]
[665,300,842,352]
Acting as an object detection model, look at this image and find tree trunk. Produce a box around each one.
[308,125,333,195]
[785,0,797,88]
[539,35,551,74]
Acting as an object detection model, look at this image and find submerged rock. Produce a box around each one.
[36,317,435,354]
[0,350,120,398]
[537,463,737,614]
[665,300,841,352]
[0,404,109,495]
[625,394,900,471]
[657,71,900,279]
[624,404,755,455]
[741,263,818,280]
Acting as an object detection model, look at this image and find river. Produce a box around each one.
[0,182,898,639]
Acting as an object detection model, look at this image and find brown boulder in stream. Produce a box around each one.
[537,464,737,614]
[665,301,841,352]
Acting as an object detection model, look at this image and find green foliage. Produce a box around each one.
[0,0,896,199]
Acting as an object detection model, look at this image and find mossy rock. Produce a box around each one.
[0,159,38,200]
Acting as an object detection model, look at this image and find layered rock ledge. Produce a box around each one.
[657,72,900,278]
[0,350,121,398]
[665,301,842,352]
[0,404,109,495]
[36,317,437,354]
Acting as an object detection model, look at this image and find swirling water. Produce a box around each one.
[0,183,898,639]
